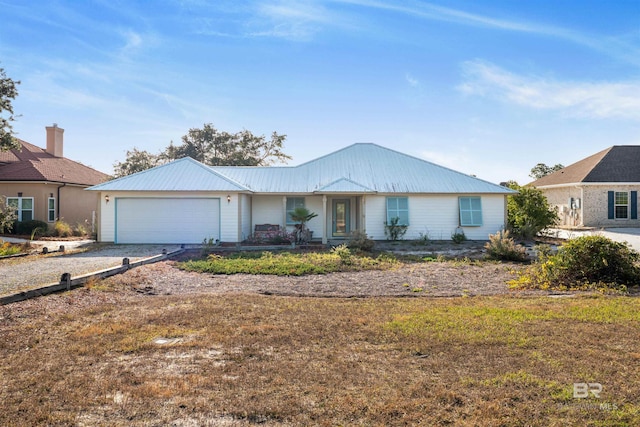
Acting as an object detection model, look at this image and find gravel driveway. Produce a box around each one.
[0,244,181,296]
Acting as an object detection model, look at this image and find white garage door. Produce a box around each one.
[116,198,220,244]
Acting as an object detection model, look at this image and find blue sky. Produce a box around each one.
[1,0,639,184]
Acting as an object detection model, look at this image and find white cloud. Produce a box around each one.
[458,60,640,120]
[405,73,419,88]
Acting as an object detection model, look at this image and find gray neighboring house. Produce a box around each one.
[530,146,640,228]
[88,143,515,244]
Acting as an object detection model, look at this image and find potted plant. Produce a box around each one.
[289,207,318,243]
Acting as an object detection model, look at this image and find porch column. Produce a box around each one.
[322,195,328,244]
[282,196,287,227]
[361,195,366,234]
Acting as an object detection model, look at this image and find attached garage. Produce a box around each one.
[115,197,220,244]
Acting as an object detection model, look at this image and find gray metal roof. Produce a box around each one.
[89,143,515,194]
[88,157,248,192]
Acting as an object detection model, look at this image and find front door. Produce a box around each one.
[332,199,350,237]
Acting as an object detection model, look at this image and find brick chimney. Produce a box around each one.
[45,124,64,157]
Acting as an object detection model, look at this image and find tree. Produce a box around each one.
[0,67,21,152]
[0,195,17,233]
[113,148,161,177]
[113,123,291,177]
[173,124,291,166]
[529,163,565,179]
[507,181,558,239]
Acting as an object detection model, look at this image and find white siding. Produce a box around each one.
[305,196,323,239]
[365,194,506,241]
[252,196,284,229]
[240,194,252,241]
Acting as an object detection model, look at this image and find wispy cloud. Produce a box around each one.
[333,0,640,67]
[405,73,420,88]
[458,60,640,120]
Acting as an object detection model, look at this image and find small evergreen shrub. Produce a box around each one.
[451,228,467,244]
[510,235,640,291]
[384,217,408,241]
[331,244,352,264]
[15,220,48,236]
[347,230,375,252]
[484,230,528,262]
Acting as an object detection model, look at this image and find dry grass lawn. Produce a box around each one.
[1,285,639,426]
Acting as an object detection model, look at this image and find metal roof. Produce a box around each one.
[88,157,248,192]
[89,143,515,194]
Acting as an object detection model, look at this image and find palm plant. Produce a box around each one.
[289,207,318,243]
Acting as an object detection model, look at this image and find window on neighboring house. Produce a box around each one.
[7,197,34,222]
[615,192,629,219]
[459,196,483,226]
[286,197,305,225]
[386,197,409,226]
[48,198,56,222]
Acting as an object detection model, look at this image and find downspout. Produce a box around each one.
[56,183,66,220]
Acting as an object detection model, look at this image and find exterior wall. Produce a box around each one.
[582,185,640,227]
[96,191,236,243]
[365,194,507,241]
[250,195,324,239]
[0,182,98,230]
[538,186,583,227]
[540,184,640,228]
[239,194,252,241]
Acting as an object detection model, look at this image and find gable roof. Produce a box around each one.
[88,157,249,192]
[0,140,109,186]
[530,146,640,187]
[90,143,515,194]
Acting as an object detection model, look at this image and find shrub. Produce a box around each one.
[510,235,640,291]
[384,217,407,241]
[0,196,17,233]
[451,228,467,244]
[484,230,528,262]
[331,244,352,264]
[347,230,375,252]
[15,220,48,236]
[506,182,558,239]
[53,220,74,237]
[74,221,90,237]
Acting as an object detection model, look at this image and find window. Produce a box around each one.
[48,198,56,222]
[286,197,305,225]
[7,197,34,222]
[615,192,629,219]
[459,197,483,226]
[386,197,409,226]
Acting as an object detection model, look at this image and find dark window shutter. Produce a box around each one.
[608,191,615,219]
[632,191,638,220]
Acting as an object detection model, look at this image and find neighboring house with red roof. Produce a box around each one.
[0,125,110,231]
[529,146,640,228]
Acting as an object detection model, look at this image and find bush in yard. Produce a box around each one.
[347,230,375,252]
[510,235,640,291]
[507,182,558,239]
[451,228,466,244]
[485,230,528,262]
[384,217,407,241]
[53,220,74,237]
[0,195,17,233]
[15,219,48,236]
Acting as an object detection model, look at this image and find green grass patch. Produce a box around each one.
[178,250,399,276]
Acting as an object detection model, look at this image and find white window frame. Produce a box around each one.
[386,197,409,226]
[7,197,35,222]
[615,191,629,220]
[459,196,483,227]
[286,197,305,225]
[48,197,56,222]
